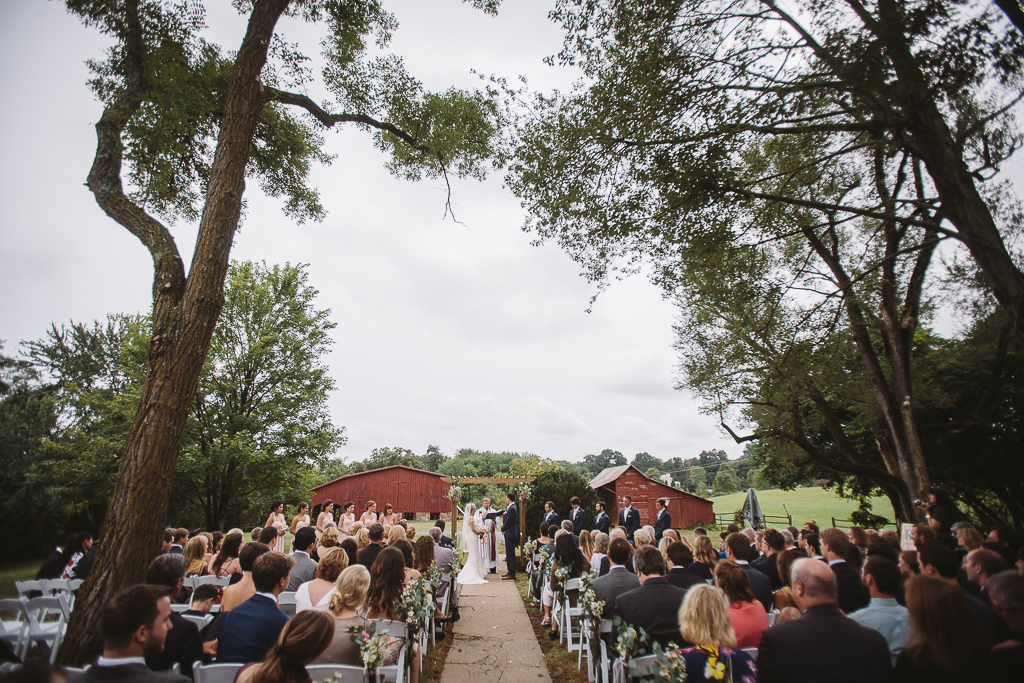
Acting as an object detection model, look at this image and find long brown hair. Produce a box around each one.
[903,574,990,679]
[693,536,718,567]
[251,610,334,683]
[714,561,755,604]
[362,547,405,619]
[412,535,435,572]
[211,532,243,575]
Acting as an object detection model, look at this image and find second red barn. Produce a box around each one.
[589,464,714,529]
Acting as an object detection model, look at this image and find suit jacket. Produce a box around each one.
[687,561,714,581]
[438,534,453,549]
[68,663,189,683]
[434,545,455,574]
[665,566,705,593]
[569,507,588,535]
[287,551,318,591]
[597,555,610,577]
[756,605,893,683]
[357,543,384,569]
[37,548,66,580]
[618,507,640,540]
[169,546,183,555]
[830,560,869,614]
[653,509,672,540]
[543,510,560,528]
[592,567,640,623]
[501,503,518,540]
[615,578,691,650]
[715,563,773,612]
[592,511,611,534]
[752,552,783,590]
[216,594,289,664]
[146,612,202,676]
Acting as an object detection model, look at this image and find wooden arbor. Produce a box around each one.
[442,476,536,567]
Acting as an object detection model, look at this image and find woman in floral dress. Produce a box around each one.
[675,584,757,682]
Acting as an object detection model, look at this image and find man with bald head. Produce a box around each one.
[757,558,893,683]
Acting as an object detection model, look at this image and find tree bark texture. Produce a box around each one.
[58,0,292,665]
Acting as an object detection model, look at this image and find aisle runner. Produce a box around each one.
[439,555,552,683]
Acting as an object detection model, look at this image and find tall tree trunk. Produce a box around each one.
[57,0,292,664]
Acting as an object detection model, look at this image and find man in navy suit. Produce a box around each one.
[543,501,560,528]
[569,497,588,535]
[618,496,640,541]
[592,502,611,534]
[357,524,386,568]
[217,552,295,663]
[501,492,519,580]
[169,528,187,554]
[653,498,672,541]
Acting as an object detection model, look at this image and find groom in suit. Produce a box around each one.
[619,496,641,542]
[501,492,519,580]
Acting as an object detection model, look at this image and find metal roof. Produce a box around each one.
[309,464,446,491]
[588,464,632,489]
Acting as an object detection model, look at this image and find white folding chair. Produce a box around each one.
[171,604,191,613]
[182,614,213,628]
[192,663,242,683]
[741,647,758,661]
[0,599,24,655]
[597,619,613,683]
[767,609,780,626]
[14,581,46,598]
[628,653,661,679]
[278,591,297,616]
[561,578,581,650]
[437,573,453,616]
[19,595,71,663]
[304,664,365,683]
[195,576,231,588]
[373,621,408,683]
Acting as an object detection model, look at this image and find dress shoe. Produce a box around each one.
[502,574,515,580]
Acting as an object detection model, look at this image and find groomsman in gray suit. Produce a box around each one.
[287,527,318,590]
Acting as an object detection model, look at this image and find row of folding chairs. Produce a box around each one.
[0,595,72,664]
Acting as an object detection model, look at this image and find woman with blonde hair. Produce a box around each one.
[658,537,672,560]
[386,524,406,547]
[956,526,984,553]
[688,535,717,581]
[184,536,209,577]
[296,546,349,612]
[355,527,370,549]
[360,500,378,525]
[579,530,594,561]
[676,584,756,681]
[590,533,610,575]
[200,533,215,564]
[235,610,335,683]
[314,564,371,666]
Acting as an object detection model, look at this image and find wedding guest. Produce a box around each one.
[894,574,992,682]
[170,529,188,554]
[316,500,335,539]
[220,542,271,612]
[772,549,800,613]
[354,528,370,550]
[866,539,899,564]
[380,503,398,526]
[545,533,590,638]
[590,533,610,576]
[715,560,769,648]
[616,545,689,649]
[287,527,319,591]
[579,530,594,561]
[314,565,371,666]
[360,500,378,526]
[717,533,772,612]
[357,524,385,568]
[752,528,785,589]
[60,533,94,579]
[633,529,655,549]
[802,532,822,560]
[918,542,998,643]
[386,524,406,547]
[820,528,869,613]
[234,610,334,683]
[183,584,219,617]
[183,536,209,578]
[316,527,340,561]
[217,552,296,663]
[406,525,417,541]
[143,554,210,676]
[210,532,244,577]
[296,546,348,613]
[879,529,901,553]
[393,538,421,584]
[251,527,263,543]
[433,520,453,548]
[537,523,553,554]
[848,526,869,558]
[965,548,1008,605]
[429,528,459,613]
[67,585,189,683]
[38,536,74,580]
[161,529,174,554]
[850,557,909,655]
[257,526,278,547]
[657,537,672,560]
[899,550,920,577]
[676,585,756,682]
[290,502,311,536]
[688,536,718,581]
[665,542,704,592]
[361,548,418,683]
[412,535,436,573]
[339,537,358,568]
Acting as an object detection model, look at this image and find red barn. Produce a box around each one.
[310,465,449,521]
[590,465,714,529]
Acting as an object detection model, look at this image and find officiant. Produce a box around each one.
[477,498,500,574]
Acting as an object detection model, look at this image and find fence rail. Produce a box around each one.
[831,517,899,530]
[714,512,792,528]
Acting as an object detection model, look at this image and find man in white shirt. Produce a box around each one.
[68,584,189,683]
[849,557,909,654]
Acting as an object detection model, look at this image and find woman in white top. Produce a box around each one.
[590,532,610,575]
[264,501,286,553]
[290,502,311,535]
[295,546,349,613]
[360,500,378,526]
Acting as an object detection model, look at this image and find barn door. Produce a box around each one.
[386,481,408,516]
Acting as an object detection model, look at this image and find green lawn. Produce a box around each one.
[0,560,43,599]
[708,487,897,529]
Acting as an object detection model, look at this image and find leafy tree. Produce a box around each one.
[688,467,708,494]
[645,467,662,480]
[421,444,448,473]
[59,0,504,663]
[524,467,598,533]
[316,458,352,487]
[508,454,561,478]
[352,446,423,473]
[713,462,741,495]
[582,448,627,477]
[631,451,662,475]
[509,0,1024,522]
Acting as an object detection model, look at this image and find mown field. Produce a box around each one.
[708,487,897,529]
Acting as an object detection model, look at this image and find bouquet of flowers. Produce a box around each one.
[613,616,651,662]
[394,576,434,644]
[424,564,444,595]
[450,551,463,576]
[515,482,532,500]
[648,641,688,682]
[552,564,571,604]
[443,484,461,501]
[347,620,391,674]
[577,571,605,659]
[523,538,537,558]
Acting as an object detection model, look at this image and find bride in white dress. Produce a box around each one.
[457,503,489,585]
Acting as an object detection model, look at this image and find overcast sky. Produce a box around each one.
[6,1,1015,470]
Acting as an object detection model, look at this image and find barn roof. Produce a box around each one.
[589,464,712,503]
[310,464,446,491]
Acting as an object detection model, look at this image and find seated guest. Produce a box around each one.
[360,548,419,683]
[848,526,869,558]
[987,571,1024,642]
[894,574,993,682]
[676,584,756,682]
[899,550,921,577]
[560,519,579,546]
[393,538,420,584]
[68,585,189,683]
[429,528,459,614]
[715,561,769,648]
[234,610,334,683]
[688,536,717,581]
[965,548,1008,606]
[850,557,909,655]
[433,520,453,548]
[665,542,704,592]
[314,526,340,561]
[716,533,773,612]
[183,536,209,578]
[801,532,822,560]
[633,529,655,549]
[406,525,417,540]
[820,528,869,613]
[772,549,800,614]
[742,528,760,563]
[879,529,901,554]
[539,523,555,554]
[590,532,610,577]
[616,545,690,650]
[161,529,174,555]
[183,584,219,617]
[579,530,594,561]
[358,524,386,568]
[314,565,371,666]
[143,554,208,676]
[782,528,805,557]
[257,526,278,547]
[296,546,348,612]
[38,536,74,580]
[217,552,295,663]
[60,533,94,580]
[287,526,319,591]
[545,534,591,637]
[220,542,271,612]
[412,535,436,573]
[919,542,998,644]
[386,524,406,547]
[339,537,359,568]
[752,528,785,589]
[170,529,188,554]
[354,528,371,551]
[591,538,639,624]
[866,540,899,564]
[209,532,243,578]
[756,558,892,683]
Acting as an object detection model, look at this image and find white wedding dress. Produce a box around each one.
[457,505,489,585]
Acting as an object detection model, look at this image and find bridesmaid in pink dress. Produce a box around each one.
[360,500,378,526]
[380,503,398,526]
[316,500,335,540]
[291,502,311,536]
[339,502,356,540]
[264,501,286,553]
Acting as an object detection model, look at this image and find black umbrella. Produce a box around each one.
[742,488,764,529]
